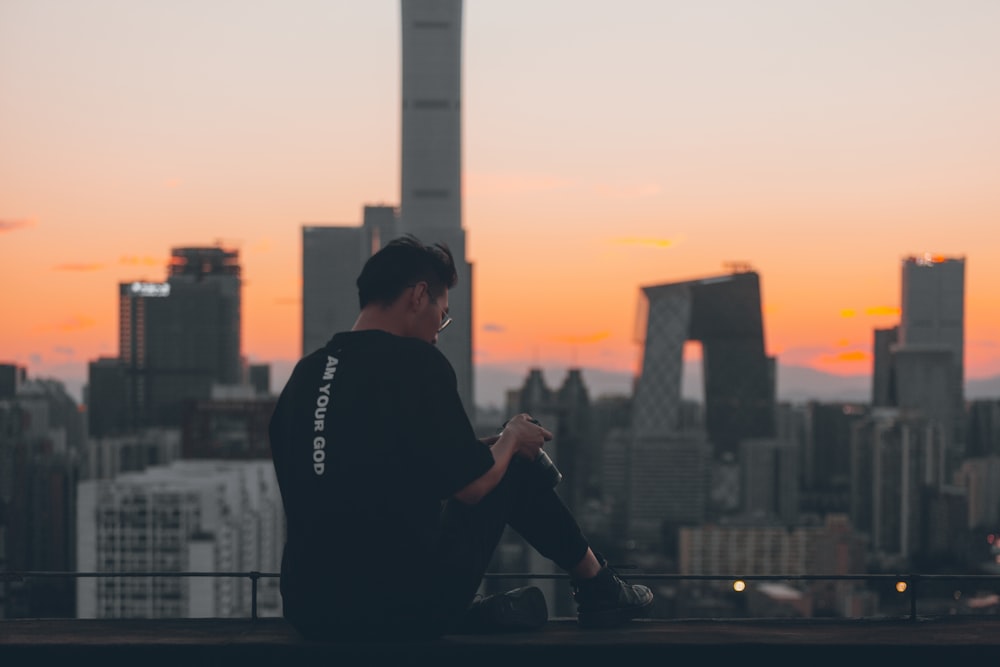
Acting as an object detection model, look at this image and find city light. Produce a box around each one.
[129,281,171,298]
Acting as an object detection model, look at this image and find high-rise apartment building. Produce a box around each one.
[874,255,966,472]
[506,368,593,515]
[797,402,867,516]
[954,456,1000,529]
[181,395,278,460]
[0,364,25,399]
[740,437,800,525]
[849,408,947,566]
[967,400,1000,458]
[1,373,83,618]
[678,515,867,578]
[76,460,283,619]
[114,246,242,430]
[871,326,898,406]
[897,255,965,442]
[677,515,871,617]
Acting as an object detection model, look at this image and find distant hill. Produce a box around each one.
[968,375,1000,400]
[46,358,1000,409]
[474,362,1000,410]
[774,365,870,403]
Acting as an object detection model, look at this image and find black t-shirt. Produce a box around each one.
[269,330,494,624]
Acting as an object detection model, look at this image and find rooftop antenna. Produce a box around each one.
[723,261,754,274]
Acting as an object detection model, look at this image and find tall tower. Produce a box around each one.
[400,0,474,415]
[898,254,965,400]
[633,270,776,454]
[892,254,966,466]
[624,269,776,540]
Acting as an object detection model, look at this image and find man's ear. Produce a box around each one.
[409,281,428,311]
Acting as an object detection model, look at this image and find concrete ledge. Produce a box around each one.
[3,616,1000,666]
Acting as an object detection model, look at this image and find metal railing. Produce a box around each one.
[3,570,1000,621]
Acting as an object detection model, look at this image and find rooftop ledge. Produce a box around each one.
[3,616,1000,666]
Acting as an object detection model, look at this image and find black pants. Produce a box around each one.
[286,458,591,641]
[428,457,591,635]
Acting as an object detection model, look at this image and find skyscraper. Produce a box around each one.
[871,326,898,407]
[898,255,965,380]
[300,2,474,414]
[850,408,947,565]
[897,255,965,418]
[632,269,776,455]
[621,268,775,542]
[301,206,395,357]
[883,254,966,468]
[399,0,474,413]
[118,246,242,429]
[1,372,82,618]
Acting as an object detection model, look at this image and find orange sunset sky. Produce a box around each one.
[2,1,999,405]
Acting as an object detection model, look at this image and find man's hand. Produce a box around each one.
[455,414,553,505]
[499,413,553,461]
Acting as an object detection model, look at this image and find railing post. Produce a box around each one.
[250,571,260,621]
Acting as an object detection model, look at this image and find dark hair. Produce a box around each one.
[356,235,458,309]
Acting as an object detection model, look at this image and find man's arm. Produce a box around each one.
[453,414,552,504]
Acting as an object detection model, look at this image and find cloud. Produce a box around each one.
[864,306,900,316]
[780,345,860,366]
[612,237,676,249]
[593,183,662,199]
[820,350,870,363]
[551,331,610,345]
[482,323,506,333]
[58,316,97,332]
[35,315,97,333]
[842,306,900,318]
[465,172,575,197]
[0,218,35,233]
[119,255,163,267]
[54,346,75,356]
[53,262,106,272]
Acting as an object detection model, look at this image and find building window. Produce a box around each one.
[412,99,451,109]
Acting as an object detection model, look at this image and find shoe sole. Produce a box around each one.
[490,586,548,630]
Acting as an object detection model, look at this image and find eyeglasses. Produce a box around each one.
[430,292,452,333]
[410,282,452,334]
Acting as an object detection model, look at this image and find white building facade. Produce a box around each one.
[76,460,284,619]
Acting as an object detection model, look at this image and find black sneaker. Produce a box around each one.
[572,563,653,628]
[456,585,549,634]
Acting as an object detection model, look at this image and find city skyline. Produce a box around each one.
[3,1,1000,406]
